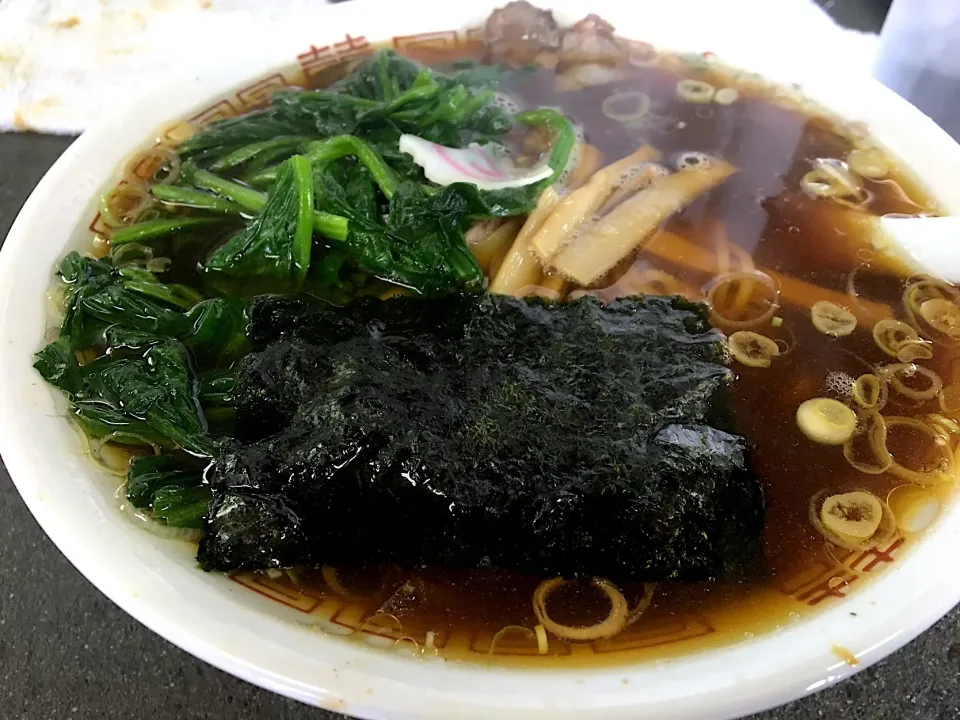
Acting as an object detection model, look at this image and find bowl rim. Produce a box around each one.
[3,1,960,718]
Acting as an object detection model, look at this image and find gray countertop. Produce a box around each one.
[3,4,959,716]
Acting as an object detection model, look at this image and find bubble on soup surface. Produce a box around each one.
[825,371,856,399]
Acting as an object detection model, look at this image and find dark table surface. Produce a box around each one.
[4,2,959,718]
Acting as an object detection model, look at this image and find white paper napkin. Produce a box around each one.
[0,0,878,134]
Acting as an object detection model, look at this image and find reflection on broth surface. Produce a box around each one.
[36,3,958,665]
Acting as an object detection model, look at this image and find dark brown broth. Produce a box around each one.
[141,45,957,664]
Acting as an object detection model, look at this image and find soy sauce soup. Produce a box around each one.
[274,47,955,663]
[54,14,959,666]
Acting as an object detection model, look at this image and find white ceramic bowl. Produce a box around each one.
[3,1,960,718]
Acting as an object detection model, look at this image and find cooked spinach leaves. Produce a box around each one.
[204,155,315,297]
[34,252,231,467]
[127,454,210,529]
[159,49,575,295]
[35,48,580,535]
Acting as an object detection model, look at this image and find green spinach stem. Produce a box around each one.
[305,135,400,200]
[151,185,244,215]
[516,109,577,186]
[186,166,349,241]
[110,217,223,247]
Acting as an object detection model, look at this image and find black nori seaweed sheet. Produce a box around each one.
[198,294,765,583]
